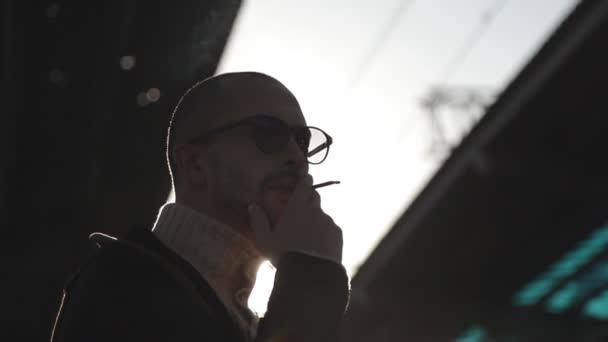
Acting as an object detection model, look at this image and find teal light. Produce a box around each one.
[591,227,608,243]
[513,279,555,306]
[453,325,487,342]
[584,289,608,320]
[512,225,608,306]
[545,281,580,313]
[545,260,608,313]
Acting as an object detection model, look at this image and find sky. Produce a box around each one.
[212,0,580,314]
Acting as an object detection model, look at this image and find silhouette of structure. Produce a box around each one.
[343,1,608,341]
[1,1,239,340]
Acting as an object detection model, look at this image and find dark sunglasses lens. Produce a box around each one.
[253,117,290,153]
[292,127,311,153]
[251,116,330,164]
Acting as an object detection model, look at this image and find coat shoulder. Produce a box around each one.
[54,233,228,342]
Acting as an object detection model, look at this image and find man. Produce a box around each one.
[51,72,350,342]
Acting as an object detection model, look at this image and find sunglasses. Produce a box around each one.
[187,114,333,165]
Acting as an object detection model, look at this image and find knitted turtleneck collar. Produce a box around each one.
[152,202,264,338]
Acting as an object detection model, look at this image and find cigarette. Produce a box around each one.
[312,181,341,189]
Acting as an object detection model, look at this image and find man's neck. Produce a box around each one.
[175,197,255,242]
[152,202,263,337]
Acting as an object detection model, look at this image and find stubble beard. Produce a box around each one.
[210,162,258,235]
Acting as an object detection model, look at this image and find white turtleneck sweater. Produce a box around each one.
[152,202,264,340]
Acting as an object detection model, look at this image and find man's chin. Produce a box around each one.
[259,188,292,226]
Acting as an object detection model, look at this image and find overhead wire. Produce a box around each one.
[418,0,509,157]
[346,0,510,149]
[349,0,416,86]
[437,0,510,84]
[398,0,510,148]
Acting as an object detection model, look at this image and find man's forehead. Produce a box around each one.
[214,77,306,126]
[174,73,308,143]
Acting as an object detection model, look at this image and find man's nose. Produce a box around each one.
[282,137,309,173]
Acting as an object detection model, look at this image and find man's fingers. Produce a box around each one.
[288,174,314,207]
[309,189,321,207]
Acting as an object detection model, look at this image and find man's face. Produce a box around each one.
[201,77,309,229]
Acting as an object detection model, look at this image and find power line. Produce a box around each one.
[350,0,509,150]
[350,0,416,86]
[395,1,509,151]
[438,0,510,83]
[419,0,509,157]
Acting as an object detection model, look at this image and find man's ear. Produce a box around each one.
[173,144,207,186]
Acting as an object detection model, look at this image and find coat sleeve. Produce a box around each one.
[255,252,350,342]
[52,245,228,342]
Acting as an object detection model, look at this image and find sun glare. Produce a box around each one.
[248,261,276,315]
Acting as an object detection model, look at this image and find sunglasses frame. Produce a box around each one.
[186,114,333,165]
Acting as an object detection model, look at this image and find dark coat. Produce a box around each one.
[51,227,350,342]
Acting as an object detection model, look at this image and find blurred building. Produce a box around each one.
[1,1,239,340]
[342,1,608,341]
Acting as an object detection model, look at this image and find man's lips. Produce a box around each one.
[267,185,295,193]
[263,174,300,202]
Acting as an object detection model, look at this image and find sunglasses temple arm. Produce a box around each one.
[307,142,328,157]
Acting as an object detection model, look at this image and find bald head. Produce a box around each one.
[167,72,303,187]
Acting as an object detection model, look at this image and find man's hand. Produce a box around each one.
[248,174,343,266]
